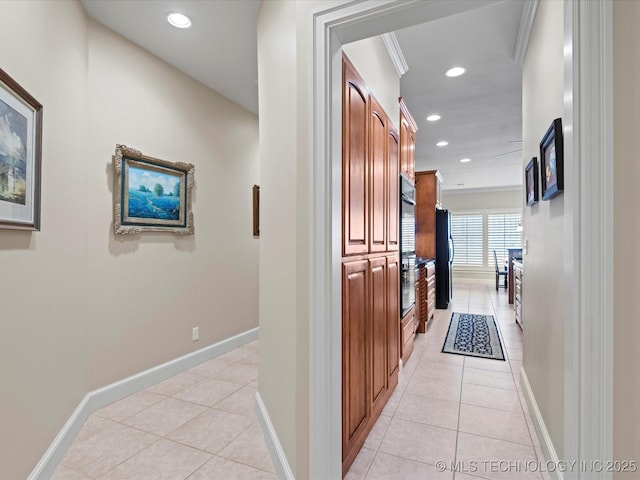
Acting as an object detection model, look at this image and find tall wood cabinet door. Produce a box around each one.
[400,118,409,178]
[387,129,399,251]
[386,255,400,385]
[399,98,418,183]
[369,98,387,253]
[343,58,369,256]
[369,257,387,414]
[342,259,370,457]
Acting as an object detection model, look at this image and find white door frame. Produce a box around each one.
[309,1,613,478]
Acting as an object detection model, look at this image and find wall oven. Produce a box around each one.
[400,174,416,317]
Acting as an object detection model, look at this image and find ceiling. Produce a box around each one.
[82,0,524,192]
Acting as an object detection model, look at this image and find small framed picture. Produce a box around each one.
[540,118,564,200]
[113,145,194,235]
[0,68,43,230]
[525,157,539,206]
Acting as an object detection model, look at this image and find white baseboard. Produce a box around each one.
[255,391,294,480]
[520,367,564,480]
[28,327,259,480]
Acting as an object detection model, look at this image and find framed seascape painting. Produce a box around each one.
[0,68,42,230]
[525,157,539,206]
[113,145,194,235]
[540,118,564,200]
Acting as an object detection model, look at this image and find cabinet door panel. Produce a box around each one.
[343,60,369,256]
[369,257,387,412]
[387,129,399,251]
[387,255,400,382]
[369,99,387,253]
[342,260,369,454]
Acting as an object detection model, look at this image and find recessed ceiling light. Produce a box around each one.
[426,114,441,122]
[436,141,449,147]
[167,12,192,28]
[460,158,471,163]
[446,67,466,77]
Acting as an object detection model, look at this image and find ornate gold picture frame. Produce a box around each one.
[113,144,194,235]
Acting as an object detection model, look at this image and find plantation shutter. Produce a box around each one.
[451,214,483,266]
[487,213,522,266]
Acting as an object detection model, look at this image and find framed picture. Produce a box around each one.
[113,144,194,235]
[252,184,260,237]
[0,68,42,230]
[525,157,539,206]
[540,118,564,200]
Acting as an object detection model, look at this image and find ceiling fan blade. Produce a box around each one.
[492,148,523,158]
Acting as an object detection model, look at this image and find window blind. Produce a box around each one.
[451,214,483,266]
[488,213,522,267]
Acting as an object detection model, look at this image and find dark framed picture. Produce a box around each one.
[113,144,194,235]
[0,68,43,230]
[525,157,539,206]
[540,118,564,200]
[252,184,260,237]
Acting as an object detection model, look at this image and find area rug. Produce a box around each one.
[442,312,505,361]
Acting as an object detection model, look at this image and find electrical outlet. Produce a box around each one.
[192,327,199,342]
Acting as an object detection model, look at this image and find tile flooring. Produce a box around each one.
[51,339,276,480]
[346,281,551,480]
[52,280,548,480]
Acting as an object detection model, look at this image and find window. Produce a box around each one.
[451,214,483,266]
[488,213,522,266]
[451,211,522,269]
[487,213,522,265]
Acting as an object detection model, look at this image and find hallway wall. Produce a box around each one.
[343,36,401,131]
[0,2,259,478]
[521,0,565,458]
[612,0,640,473]
[0,2,89,478]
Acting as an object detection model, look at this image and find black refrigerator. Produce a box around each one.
[435,209,453,309]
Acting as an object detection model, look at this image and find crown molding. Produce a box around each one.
[381,32,408,77]
[513,0,539,65]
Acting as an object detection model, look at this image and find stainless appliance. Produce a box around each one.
[435,209,454,309]
[400,174,416,317]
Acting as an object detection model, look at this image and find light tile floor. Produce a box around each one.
[52,339,276,480]
[346,280,552,480]
[52,280,549,480]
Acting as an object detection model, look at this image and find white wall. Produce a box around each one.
[612,1,640,475]
[256,0,300,475]
[343,36,401,130]
[0,2,259,478]
[85,20,259,390]
[521,0,565,458]
[441,187,521,211]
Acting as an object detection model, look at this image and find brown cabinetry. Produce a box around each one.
[426,262,436,323]
[415,170,443,259]
[341,55,401,475]
[415,260,436,333]
[401,308,416,365]
[399,98,417,183]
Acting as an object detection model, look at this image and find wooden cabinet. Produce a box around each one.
[343,58,369,256]
[513,260,523,328]
[415,170,443,259]
[415,265,427,333]
[342,255,399,472]
[426,261,436,324]
[387,128,399,251]
[369,97,388,253]
[415,260,435,333]
[399,98,417,183]
[342,260,370,462]
[401,308,416,365]
[341,55,401,474]
[386,255,400,385]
